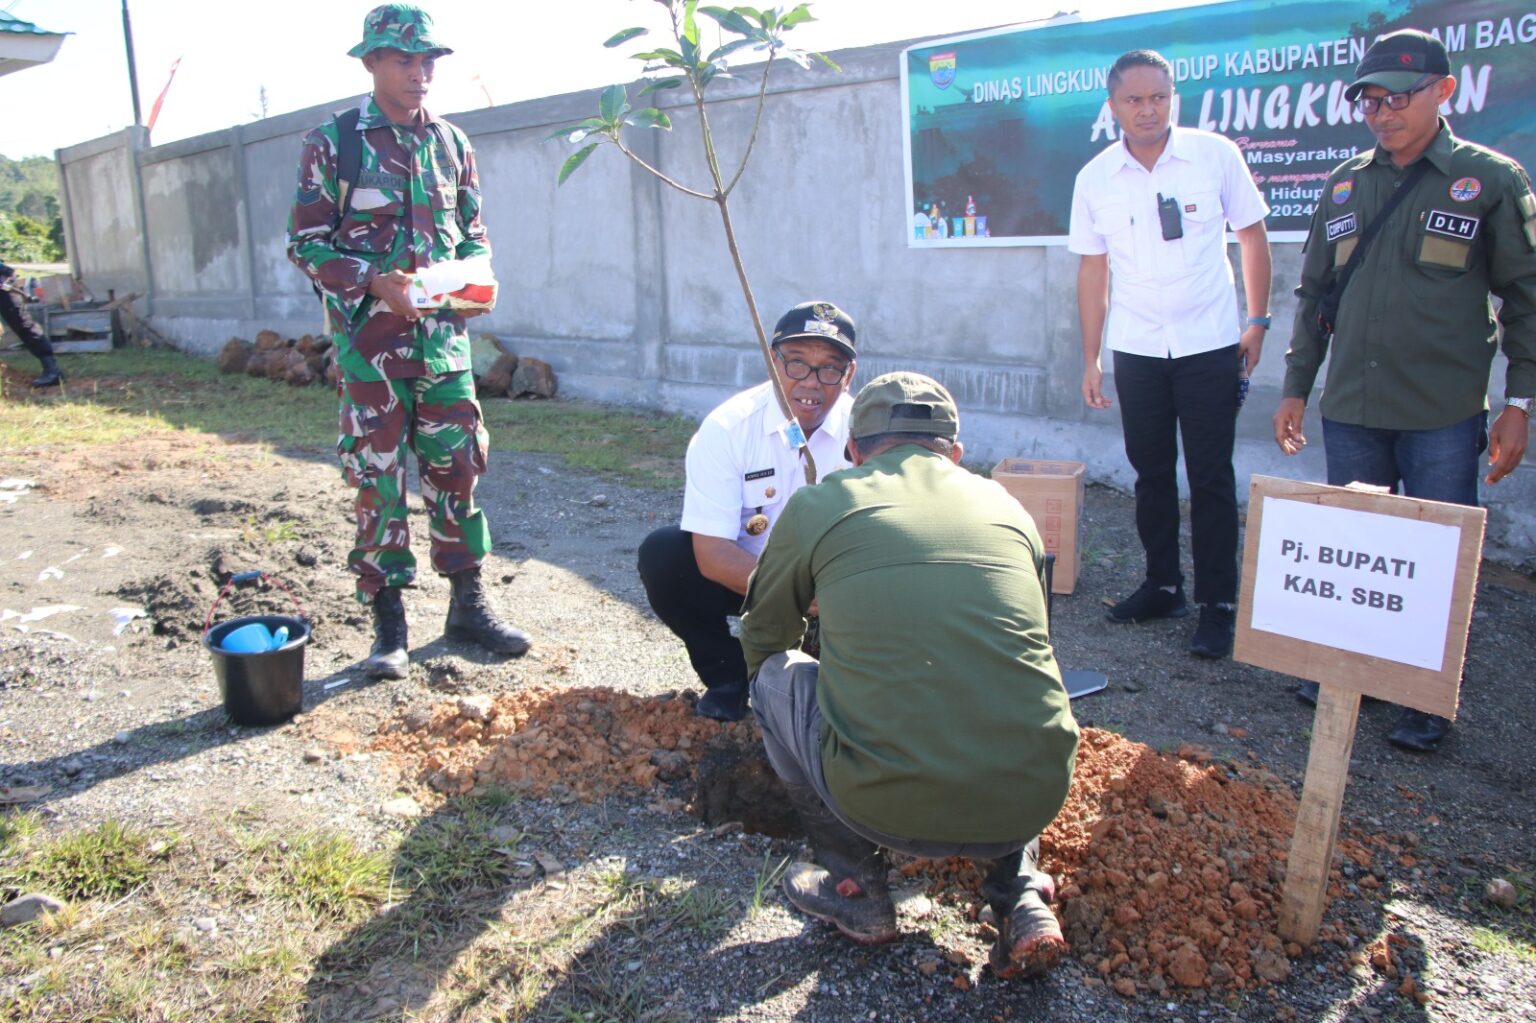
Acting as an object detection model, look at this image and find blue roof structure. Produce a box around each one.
[0,10,66,77]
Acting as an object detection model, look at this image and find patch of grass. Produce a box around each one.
[396,809,516,897]
[0,809,43,853]
[6,820,169,900]
[667,882,735,935]
[0,348,696,486]
[481,398,693,487]
[468,784,520,811]
[748,853,790,918]
[1470,925,1536,962]
[280,832,391,920]
[551,948,680,1023]
[0,348,336,450]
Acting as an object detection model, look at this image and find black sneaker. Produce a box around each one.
[696,682,748,722]
[1189,604,1235,659]
[1295,680,1320,706]
[1106,580,1188,623]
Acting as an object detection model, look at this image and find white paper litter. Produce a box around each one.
[108,607,147,636]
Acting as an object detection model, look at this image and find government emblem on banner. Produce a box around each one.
[1332,180,1353,204]
[929,52,957,90]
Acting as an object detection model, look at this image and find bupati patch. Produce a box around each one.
[744,468,775,481]
[1326,212,1358,243]
[1425,209,1478,241]
[1448,177,1481,202]
[1332,180,1353,204]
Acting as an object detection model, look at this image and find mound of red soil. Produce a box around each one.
[373,689,1390,996]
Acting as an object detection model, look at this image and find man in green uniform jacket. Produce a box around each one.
[739,372,1080,977]
[1273,29,1535,753]
[287,4,529,679]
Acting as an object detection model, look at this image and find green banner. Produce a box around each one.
[902,0,1536,245]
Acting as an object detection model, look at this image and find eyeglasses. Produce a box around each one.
[775,350,849,385]
[1354,77,1439,116]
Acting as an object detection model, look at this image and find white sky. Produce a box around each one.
[0,0,1205,158]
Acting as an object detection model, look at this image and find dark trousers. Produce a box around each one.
[0,283,53,365]
[1113,345,1239,606]
[637,525,747,691]
[1321,412,1485,509]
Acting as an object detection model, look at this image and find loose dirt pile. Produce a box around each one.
[370,688,1393,997]
[372,685,753,801]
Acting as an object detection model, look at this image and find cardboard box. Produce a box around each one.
[992,458,1086,594]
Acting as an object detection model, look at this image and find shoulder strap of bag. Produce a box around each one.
[1331,160,1432,298]
[333,106,364,222]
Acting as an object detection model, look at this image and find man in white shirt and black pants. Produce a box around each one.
[637,301,857,720]
[1069,49,1273,659]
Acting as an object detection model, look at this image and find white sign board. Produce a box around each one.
[1249,497,1461,671]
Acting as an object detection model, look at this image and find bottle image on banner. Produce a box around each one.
[964,194,977,236]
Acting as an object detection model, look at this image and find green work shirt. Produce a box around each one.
[738,446,1080,845]
[1283,121,1536,429]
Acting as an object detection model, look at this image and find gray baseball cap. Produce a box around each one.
[849,372,959,440]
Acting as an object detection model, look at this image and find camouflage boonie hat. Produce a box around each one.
[348,4,453,59]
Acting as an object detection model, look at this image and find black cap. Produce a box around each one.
[770,301,856,361]
[1344,29,1450,101]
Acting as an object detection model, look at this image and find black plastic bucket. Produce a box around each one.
[204,614,311,726]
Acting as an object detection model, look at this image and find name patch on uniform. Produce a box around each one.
[357,169,408,191]
[1183,203,1197,213]
[1326,212,1358,243]
[744,468,776,481]
[1425,209,1478,241]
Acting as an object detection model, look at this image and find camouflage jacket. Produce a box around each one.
[286,96,491,382]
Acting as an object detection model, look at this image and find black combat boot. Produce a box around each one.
[31,356,62,388]
[980,840,1067,979]
[780,783,898,944]
[365,586,409,679]
[445,567,531,656]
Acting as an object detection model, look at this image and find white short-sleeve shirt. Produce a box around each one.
[680,381,853,557]
[1068,126,1269,358]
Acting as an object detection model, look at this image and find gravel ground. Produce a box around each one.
[1,422,1534,1022]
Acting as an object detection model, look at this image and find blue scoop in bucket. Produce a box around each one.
[202,571,311,726]
[221,622,276,653]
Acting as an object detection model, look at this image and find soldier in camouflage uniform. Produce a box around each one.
[287,3,529,679]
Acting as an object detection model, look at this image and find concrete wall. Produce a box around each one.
[54,39,1534,559]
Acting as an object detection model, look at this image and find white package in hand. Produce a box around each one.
[408,255,497,310]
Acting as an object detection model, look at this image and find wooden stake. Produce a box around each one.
[1278,683,1362,944]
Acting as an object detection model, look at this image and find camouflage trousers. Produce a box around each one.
[337,371,492,602]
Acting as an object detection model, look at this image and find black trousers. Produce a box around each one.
[0,282,53,364]
[637,525,747,692]
[1112,344,1239,606]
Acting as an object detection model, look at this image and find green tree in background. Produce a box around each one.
[0,154,65,262]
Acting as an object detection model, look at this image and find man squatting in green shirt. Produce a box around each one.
[287,5,530,679]
[1273,30,1536,753]
[739,372,1081,977]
